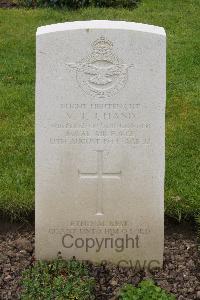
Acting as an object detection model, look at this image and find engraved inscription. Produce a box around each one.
[67,36,133,98]
[78,150,121,215]
[49,102,151,146]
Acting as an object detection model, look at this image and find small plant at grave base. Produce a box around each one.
[118,280,176,300]
[20,259,95,299]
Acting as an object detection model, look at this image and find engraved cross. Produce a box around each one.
[78,150,121,215]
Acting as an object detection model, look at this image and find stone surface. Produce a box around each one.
[35,20,166,266]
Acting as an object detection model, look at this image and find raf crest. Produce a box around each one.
[67,36,133,98]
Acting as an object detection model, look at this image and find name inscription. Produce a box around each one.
[49,102,151,146]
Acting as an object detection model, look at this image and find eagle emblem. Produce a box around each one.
[67,36,133,98]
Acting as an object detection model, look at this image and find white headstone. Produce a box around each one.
[36,20,166,269]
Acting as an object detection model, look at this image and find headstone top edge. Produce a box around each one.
[36,20,166,37]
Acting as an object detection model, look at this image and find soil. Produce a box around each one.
[0,0,17,8]
[0,218,199,299]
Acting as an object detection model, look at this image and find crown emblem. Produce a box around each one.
[92,36,113,52]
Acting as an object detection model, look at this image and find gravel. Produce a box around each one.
[0,218,199,299]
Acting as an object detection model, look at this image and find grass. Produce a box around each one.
[0,0,199,221]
